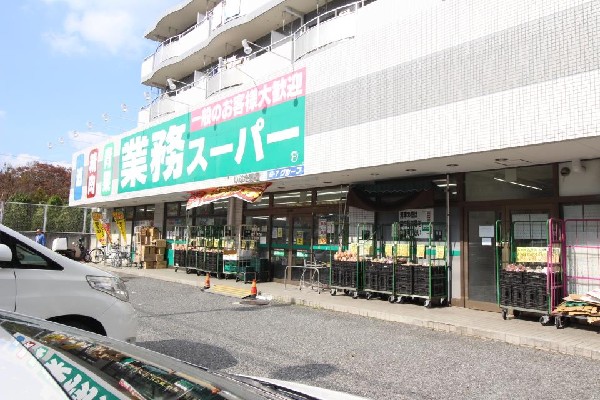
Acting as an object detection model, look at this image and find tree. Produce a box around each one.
[0,162,71,203]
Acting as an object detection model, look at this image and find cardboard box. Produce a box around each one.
[156,247,166,255]
[142,254,156,262]
[140,245,155,256]
[155,260,167,269]
[147,227,160,238]
[154,254,164,262]
[154,239,167,248]
[142,261,155,269]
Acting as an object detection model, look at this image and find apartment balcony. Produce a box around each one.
[139,1,365,123]
[141,0,366,89]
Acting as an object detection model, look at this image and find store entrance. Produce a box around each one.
[464,205,551,311]
[270,212,313,282]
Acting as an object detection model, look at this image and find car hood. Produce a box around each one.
[0,327,67,399]
[0,310,371,400]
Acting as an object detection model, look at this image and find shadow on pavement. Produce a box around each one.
[138,339,238,370]
[271,363,338,380]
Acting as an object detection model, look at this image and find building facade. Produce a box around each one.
[70,0,600,311]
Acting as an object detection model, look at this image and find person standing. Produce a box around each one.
[35,228,46,246]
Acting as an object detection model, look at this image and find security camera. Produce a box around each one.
[244,46,252,55]
[560,167,570,176]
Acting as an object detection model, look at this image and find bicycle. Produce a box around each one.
[89,246,107,264]
[88,243,129,266]
[107,243,133,268]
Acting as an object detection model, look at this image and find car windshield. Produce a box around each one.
[0,315,229,400]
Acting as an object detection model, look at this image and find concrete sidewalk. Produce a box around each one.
[99,264,600,360]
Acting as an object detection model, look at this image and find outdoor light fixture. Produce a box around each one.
[121,103,127,113]
[240,39,292,61]
[144,92,152,101]
[242,39,252,55]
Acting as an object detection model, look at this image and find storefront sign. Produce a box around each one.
[118,99,304,193]
[267,165,304,180]
[71,69,306,205]
[86,149,99,199]
[73,154,84,201]
[190,69,305,130]
[399,209,433,239]
[101,143,114,197]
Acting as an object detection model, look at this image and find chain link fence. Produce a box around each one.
[0,201,95,246]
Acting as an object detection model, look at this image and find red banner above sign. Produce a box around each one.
[187,182,271,210]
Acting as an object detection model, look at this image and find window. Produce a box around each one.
[246,194,270,209]
[164,202,189,239]
[0,232,61,270]
[273,191,312,207]
[465,165,554,201]
[316,187,348,205]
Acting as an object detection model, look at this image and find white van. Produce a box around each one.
[0,223,137,343]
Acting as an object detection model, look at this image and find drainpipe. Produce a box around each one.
[446,174,451,304]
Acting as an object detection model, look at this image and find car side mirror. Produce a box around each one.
[0,244,12,263]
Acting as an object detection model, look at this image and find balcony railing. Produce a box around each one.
[141,0,272,81]
[140,1,366,122]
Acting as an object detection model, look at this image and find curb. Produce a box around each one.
[106,266,600,360]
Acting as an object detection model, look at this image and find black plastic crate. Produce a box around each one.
[364,271,379,290]
[500,270,525,285]
[185,251,197,268]
[511,285,526,308]
[524,272,546,287]
[378,273,393,292]
[500,284,512,306]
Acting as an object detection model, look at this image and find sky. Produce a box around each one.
[0,0,182,169]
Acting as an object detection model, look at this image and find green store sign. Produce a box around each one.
[118,97,305,193]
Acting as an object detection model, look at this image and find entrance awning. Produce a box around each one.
[186,182,271,210]
[347,179,435,211]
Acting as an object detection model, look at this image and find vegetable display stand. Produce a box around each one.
[362,260,394,301]
[329,223,371,298]
[221,225,239,279]
[397,222,448,308]
[392,221,418,304]
[227,225,260,283]
[497,218,563,325]
[361,223,398,302]
[329,260,363,298]
[172,226,200,275]
[552,219,600,329]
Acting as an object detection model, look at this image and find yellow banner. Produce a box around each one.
[397,243,410,257]
[416,244,426,259]
[436,245,446,259]
[515,247,561,263]
[112,211,127,241]
[385,244,394,257]
[91,212,106,246]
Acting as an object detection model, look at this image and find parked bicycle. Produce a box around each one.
[88,242,131,267]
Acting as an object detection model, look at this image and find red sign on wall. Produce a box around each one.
[86,149,99,198]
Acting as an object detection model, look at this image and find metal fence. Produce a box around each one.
[0,201,95,245]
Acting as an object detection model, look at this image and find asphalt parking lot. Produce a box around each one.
[122,274,600,400]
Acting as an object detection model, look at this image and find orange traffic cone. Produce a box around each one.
[249,279,257,298]
[204,273,211,289]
